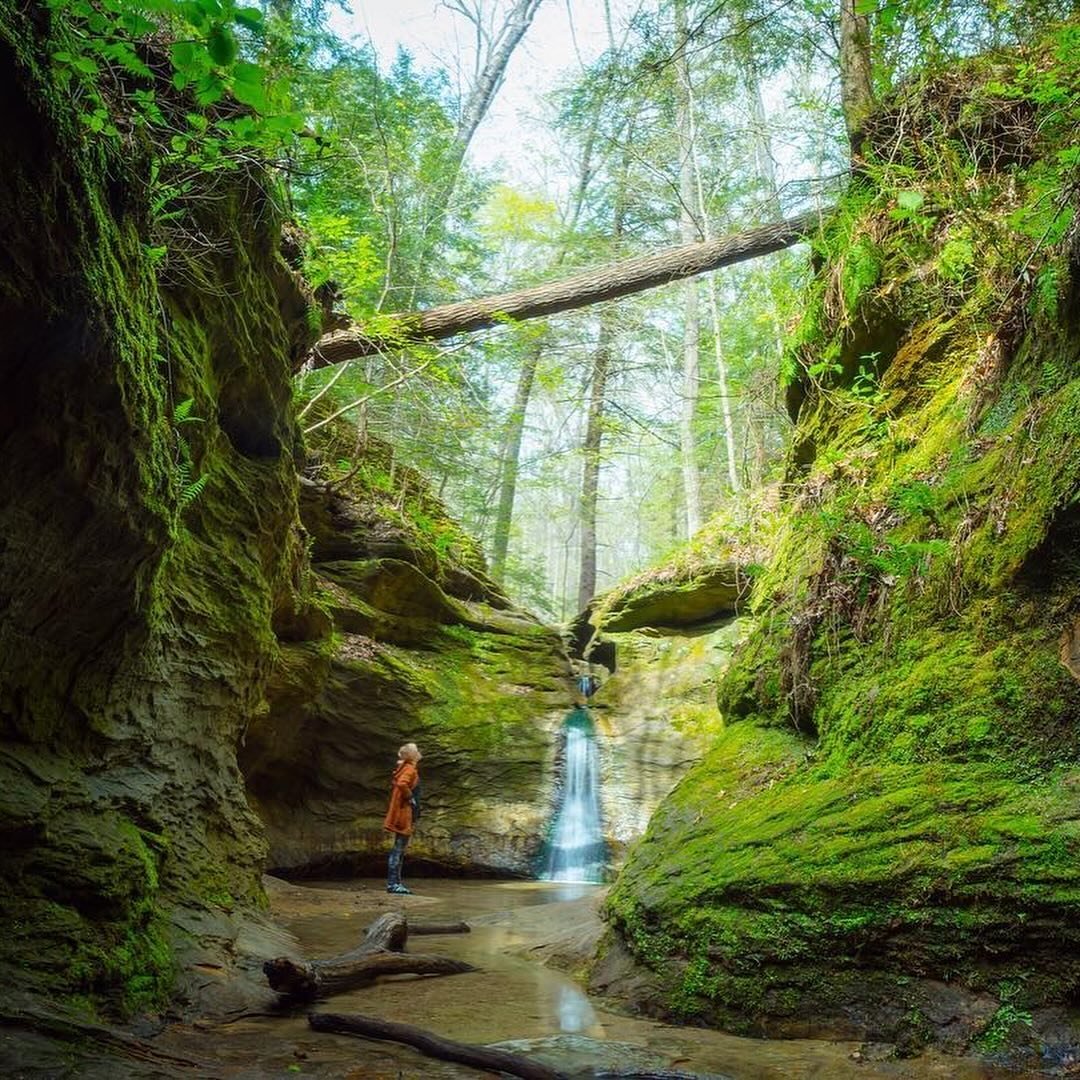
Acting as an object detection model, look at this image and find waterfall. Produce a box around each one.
[542,708,607,883]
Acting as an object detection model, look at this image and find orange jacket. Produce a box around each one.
[383,760,419,835]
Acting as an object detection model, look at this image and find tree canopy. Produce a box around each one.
[44,0,1080,615]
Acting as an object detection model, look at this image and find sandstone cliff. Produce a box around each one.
[0,3,316,1017]
[241,439,572,877]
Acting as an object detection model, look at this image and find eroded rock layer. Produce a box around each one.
[590,622,746,865]
[241,455,572,878]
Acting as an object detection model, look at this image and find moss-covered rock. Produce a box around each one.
[0,3,316,1019]
[241,480,573,877]
[592,567,752,633]
[603,34,1080,1053]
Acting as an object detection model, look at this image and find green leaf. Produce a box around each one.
[170,41,202,73]
[206,25,237,66]
[234,6,264,29]
[120,12,157,36]
[71,54,100,75]
[231,78,266,111]
[233,60,262,84]
[180,1,207,28]
[896,190,925,211]
[265,112,304,135]
[195,72,225,105]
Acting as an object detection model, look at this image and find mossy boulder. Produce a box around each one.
[603,37,1080,1054]
[592,566,751,633]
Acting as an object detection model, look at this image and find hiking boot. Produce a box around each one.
[386,883,412,895]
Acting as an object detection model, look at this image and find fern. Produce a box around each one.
[173,397,202,424]
[1039,357,1067,393]
[179,473,209,508]
[172,398,208,511]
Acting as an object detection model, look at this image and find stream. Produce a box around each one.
[155,876,1032,1080]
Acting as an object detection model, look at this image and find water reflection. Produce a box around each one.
[556,982,596,1033]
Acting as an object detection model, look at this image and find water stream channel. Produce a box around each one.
[155,877,1027,1079]
[132,704,1032,1078]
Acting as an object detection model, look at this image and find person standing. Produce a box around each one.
[384,742,422,894]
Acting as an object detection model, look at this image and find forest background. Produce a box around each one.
[56,0,1075,618]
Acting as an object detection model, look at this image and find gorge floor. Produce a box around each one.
[143,876,1043,1079]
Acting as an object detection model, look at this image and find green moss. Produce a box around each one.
[604,33,1080,1041]
[5,816,175,1017]
[609,748,1080,1027]
[299,431,496,596]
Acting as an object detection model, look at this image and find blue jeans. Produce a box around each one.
[387,832,409,887]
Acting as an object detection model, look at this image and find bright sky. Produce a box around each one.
[329,1,638,183]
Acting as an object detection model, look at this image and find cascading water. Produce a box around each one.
[541,707,607,882]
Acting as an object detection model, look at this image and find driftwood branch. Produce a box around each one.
[408,920,471,935]
[263,911,475,1001]
[306,210,822,368]
[309,1012,567,1080]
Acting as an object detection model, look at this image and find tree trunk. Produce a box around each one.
[414,0,545,270]
[305,211,820,370]
[679,280,702,532]
[407,920,471,935]
[686,26,740,496]
[577,322,612,611]
[309,1013,567,1080]
[490,338,543,580]
[262,912,475,1001]
[675,0,703,537]
[454,0,546,162]
[733,14,783,222]
[575,119,634,611]
[735,41,788,362]
[839,0,874,153]
[704,277,740,492]
[488,110,600,582]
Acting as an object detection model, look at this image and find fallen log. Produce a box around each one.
[408,919,471,935]
[306,211,822,368]
[263,910,475,1000]
[362,911,408,951]
[309,1012,568,1080]
[264,951,476,998]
